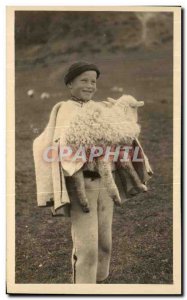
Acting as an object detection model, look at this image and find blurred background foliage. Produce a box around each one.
[15,11,173,66]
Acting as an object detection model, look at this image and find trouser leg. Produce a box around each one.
[96,176,114,282]
[67,177,100,283]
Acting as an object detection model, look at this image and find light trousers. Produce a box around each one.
[66,176,114,284]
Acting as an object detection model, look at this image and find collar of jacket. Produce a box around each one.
[71,95,90,106]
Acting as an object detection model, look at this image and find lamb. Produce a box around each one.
[104,96,148,195]
[62,95,147,212]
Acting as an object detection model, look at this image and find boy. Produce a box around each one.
[33,61,152,284]
[57,61,115,283]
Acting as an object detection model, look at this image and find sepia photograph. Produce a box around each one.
[7,6,181,294]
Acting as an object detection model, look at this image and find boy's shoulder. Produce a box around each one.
[51,99,72,110]
[54,99,82,117]
[56,99,78,110]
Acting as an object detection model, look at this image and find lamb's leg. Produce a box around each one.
[96,159,121,206]
[119,160,147,195]
[71,169,90,213]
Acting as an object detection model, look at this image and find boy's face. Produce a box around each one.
[68,70,97,101]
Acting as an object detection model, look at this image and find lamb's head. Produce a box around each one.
[116,95,144,123]
[117,95,144,108]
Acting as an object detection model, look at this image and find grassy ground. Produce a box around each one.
[15,45,173,283]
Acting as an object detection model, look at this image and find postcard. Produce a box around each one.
[7,6,181,295]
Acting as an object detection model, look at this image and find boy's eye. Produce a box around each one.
[80,79,96,84]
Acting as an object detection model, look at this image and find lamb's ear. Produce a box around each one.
[136,101,144,107]
[107,97,117,104]
[102,101,112,107]
[102,97,116,107]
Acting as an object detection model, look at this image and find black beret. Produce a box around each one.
[64,61,100,85]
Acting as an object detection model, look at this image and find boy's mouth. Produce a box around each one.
[82,90,93,94]
[81,91,94,98]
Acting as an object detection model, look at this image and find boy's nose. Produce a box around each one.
[87,82,93,88]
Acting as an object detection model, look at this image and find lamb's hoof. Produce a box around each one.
[112,195,122,207]
[128,184,148,197]
[139,184,148,192]
[82,205,90,213]
[128,187,139,196]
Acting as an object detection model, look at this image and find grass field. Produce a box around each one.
[15,44,173,284]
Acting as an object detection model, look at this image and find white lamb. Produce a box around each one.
[63,95,147,212]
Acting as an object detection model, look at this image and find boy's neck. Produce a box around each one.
[71,95,90,106]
